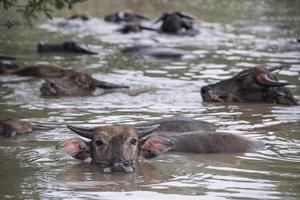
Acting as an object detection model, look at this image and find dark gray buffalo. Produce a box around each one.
[37,41,97,54]
[154,11,199,36]
[122,46,189,59]
[201,66,298,105]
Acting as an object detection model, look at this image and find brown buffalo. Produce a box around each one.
[154,11,199,36]
[0,119,51,137]
[201,66,298,105]
[66,12,90,21]
[117,22,157,34]
[104,10,149,23]
[57,117,263,173]
[40,71,129,96]
[0,61,19,74]
[6,64,74,78]
[0,119,33,137]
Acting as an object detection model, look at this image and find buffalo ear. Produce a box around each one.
[56,138,91,160]
[139,136,174,159]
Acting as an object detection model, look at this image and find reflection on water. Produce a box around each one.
[0,0,300,199]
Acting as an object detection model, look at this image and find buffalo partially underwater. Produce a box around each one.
[57,117,264,173]
[201,66,298,105]
[40,71,129,96]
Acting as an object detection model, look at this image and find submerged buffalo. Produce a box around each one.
[37,41,97,54]
[122,46,188,59]
[201,66,298,105]
[135,116,216,132]
[0,61,19,74]
[104,10,149,23]
[117,22,156,34]
[40,71,129,96]
[0,54,16,60]
[154,11,199,36]
[57,117,263,173]
[0,119,51,137]
[65,12,90,21]
[3,63,74,78]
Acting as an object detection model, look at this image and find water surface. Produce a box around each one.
[0,0,299,199]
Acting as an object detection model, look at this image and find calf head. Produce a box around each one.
[40,71,128,96]
[104,10,149,23]
[155,11,196,34]
[57,124,173,173]
[201,66,298,105]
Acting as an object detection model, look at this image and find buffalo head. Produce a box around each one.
[117,22,157,34]
[37,41,98,55]
[201,66,298,105]
[104,10,149,24]
[66,12,90,21]
[40,71,129,96]
[56,124,173,173]
[154,11,198,36]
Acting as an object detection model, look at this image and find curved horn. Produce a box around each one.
[67,125,95,139]
[136,124,160,138]
[177,12,195,20]
[135,14,150,20]
[153,14,166,24]
[256,74,289,87]
[91,78,129,89]
[139,25,158,32]
[268,66,287,72]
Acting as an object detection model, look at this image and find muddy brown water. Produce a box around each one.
[0,0,300,199]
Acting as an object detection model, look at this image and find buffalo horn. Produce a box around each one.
[268,66,287,72]
[256,74,289,87]
[135,14,149,21]
[67,125,95,139]
[92,78,129,89]
[177,12,195,20]
[136,124,160,138]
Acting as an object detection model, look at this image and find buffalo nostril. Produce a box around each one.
[201,86,209,94]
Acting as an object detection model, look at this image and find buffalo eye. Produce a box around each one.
[95,139,103,146]
[130,138,137,145]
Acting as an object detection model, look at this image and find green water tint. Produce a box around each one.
[0,0,300,199]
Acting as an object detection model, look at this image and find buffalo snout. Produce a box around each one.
[103,156,134,173]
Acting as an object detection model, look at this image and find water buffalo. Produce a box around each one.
[135,116,216,132]
[200,66,298,105]
[0,54,16,60]
[5,64,74,78]
[65,12,90,21]
[40,71,129,96]
[0,119,53,137]
[154,11,199,36]
[117,22,157,34]
[0,119,34,137]
[57,118,263,173]
[104,10,149,23]
[37,41,97,54]
[0,61,19,74]
[122,46,188,59]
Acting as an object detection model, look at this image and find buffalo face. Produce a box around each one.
[40,71,129,96]
[104,10,149,24]
[154,11,198,36]
[201,67,298,105]
[57,124,173,173]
